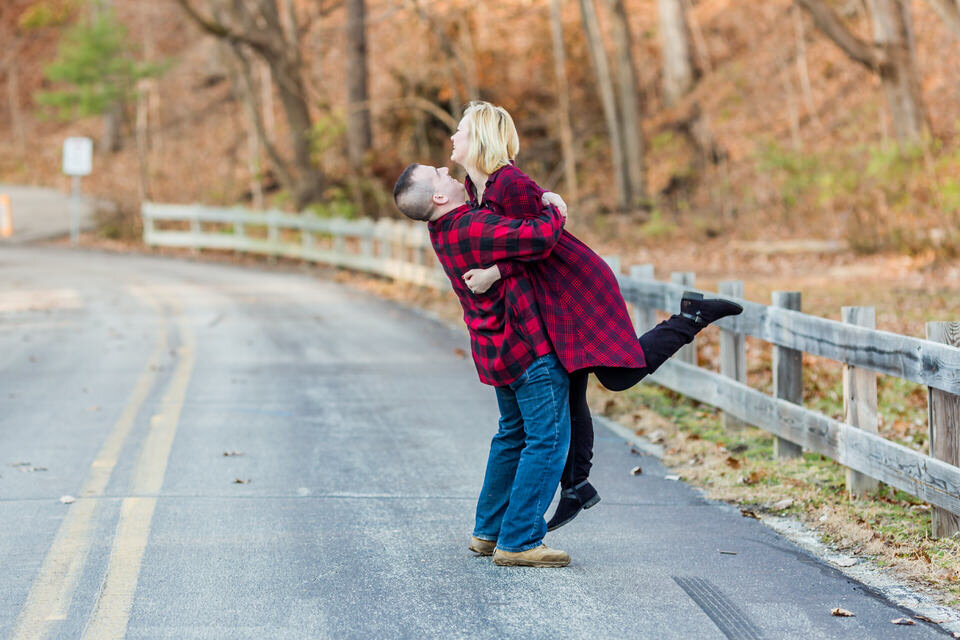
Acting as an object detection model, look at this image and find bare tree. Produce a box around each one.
[922,0,960,40]
[175,0,325,208]
[346,0,371,169]
[579,0,629,209]
[606,0,646,202]
[658,0,695,106]
[550,0,578,208]
[795,0,926,145]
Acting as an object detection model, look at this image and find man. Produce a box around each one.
[393,163,573,567]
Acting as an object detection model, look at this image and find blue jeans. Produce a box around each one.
[473,354,571,552]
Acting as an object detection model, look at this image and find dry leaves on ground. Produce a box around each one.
[831,608,854,617]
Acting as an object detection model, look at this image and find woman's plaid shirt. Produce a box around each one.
[466,164,647,372]
[427,203,564,386]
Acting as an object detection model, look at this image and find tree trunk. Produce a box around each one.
[346,0,372,169]
[5,50,26,152]
[923,0,960,41]
[176,0,324,209]
[579,0,629,210]
[101,101,124,153]
[795,0,926,147]
[550,0,578,208]
[606,0,647,203]
[658,0,695,106]
[867,0,925,144]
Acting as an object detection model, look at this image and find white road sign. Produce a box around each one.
[62,137,93,176]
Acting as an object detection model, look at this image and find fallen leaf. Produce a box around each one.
[664,474,681,481]
[831,608,854,617]
[725,456,741,469]
[59,495,75,504]
[686,433,701,441]
[740,509,760,519]
[648,430,665,443]
[630,466,643,476]
[233,478,251,484]
[951,632,960,639]
[833,557,857,567]
[453,348,467,359]
[913,615,945,623]
[223,451,245,457]
[603,399,616,415]
[719,550,737,555]
[890,618,915,625]
[772,498,794,511]
[728,443,749,453]
[629,445,644,455]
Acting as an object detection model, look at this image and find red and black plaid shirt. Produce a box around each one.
[427,203,564,386]
[466,164,646,372]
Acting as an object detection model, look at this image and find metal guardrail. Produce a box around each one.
[142,202,446,289]
[142,202,960,533]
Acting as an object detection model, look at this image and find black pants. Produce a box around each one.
[560,314,698,490]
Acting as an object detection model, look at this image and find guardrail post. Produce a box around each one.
[671,272,697,365]
[843,306,879,497]
[189,209,200,256]
[603,255,621,276]
[629,265,656,333]
[141,202,155,246]
[719,280,746,432]
[772,291,803,459]
[926,321,960,538]
[234,210,245,239]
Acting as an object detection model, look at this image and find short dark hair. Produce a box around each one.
[393,163,433,221]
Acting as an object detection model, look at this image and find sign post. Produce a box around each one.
[62,137,93,245]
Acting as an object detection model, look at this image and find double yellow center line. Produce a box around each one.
[12,289,197,639]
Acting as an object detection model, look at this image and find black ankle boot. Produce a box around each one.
[546,481,600,532]
[680,291,743,326]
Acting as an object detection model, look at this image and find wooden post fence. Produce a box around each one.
[843,306,879,497]
[719,280,746,432]
[772,291,803,459]
[927,321,960,538]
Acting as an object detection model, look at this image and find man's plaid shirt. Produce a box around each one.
[466,164,646,373]
[427,203,564,386]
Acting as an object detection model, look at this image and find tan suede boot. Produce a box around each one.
[492,544,570,567]
[469,536,496,556]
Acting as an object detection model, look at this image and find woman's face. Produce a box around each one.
[450,116,470,168]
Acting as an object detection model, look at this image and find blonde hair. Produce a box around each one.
[462,101,519,175]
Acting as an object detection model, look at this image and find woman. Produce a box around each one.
[449,101,742,531]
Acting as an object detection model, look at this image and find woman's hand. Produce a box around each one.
[463,265,502,294]
[541,191,567,218]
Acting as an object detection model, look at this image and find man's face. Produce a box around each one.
[414,164,465,205]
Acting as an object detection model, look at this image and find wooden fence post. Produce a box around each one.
[772,291,803,459]
[630,265,656,333]
[719,280,746,432]
[843,306,879,497]
[926,321,960,538]
[671,272,697,365]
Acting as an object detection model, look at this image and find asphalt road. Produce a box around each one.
[0,246,953,639]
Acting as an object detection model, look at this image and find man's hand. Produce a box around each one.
[463,264,502,294]
[541,191,567,218]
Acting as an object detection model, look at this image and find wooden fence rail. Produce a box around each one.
[142,202,960,535]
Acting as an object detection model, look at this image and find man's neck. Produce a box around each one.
[429,201,468,222]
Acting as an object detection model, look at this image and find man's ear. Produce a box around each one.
[432,193,449,206]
